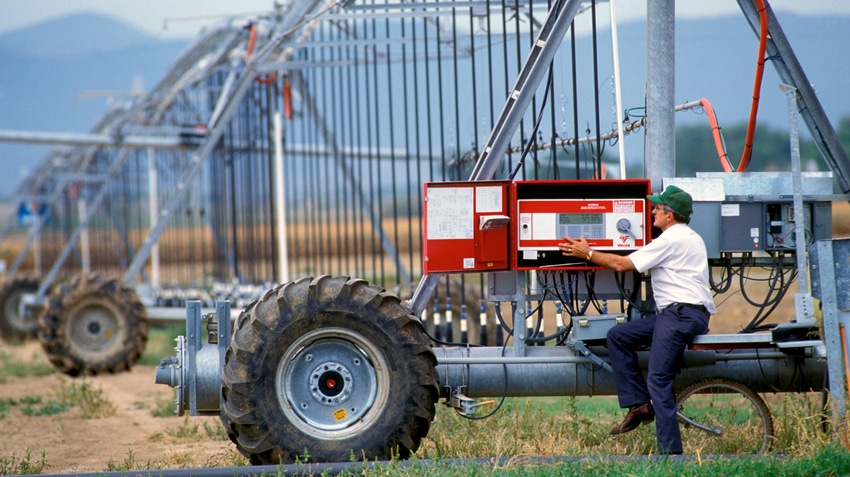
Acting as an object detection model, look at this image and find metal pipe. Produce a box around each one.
[436,345,825,398]
[645,0,675,189]
[273,111,290,284]
[0,129,188,149]
[147,148,160,288]
[609,0,627,178]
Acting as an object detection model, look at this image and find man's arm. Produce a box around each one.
[557,236,637,273]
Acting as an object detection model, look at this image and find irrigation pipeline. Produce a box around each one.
[27,454,733,477]
[449,98,728,170]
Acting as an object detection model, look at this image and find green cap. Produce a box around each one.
[648,185,693,217]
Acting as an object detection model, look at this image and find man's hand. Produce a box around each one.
[558,236,591,260]
[560,236,637,272]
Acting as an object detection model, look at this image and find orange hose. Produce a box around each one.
[698,98,733,172]
[246,23,277,85]
[737,0,768,172]
[246,23,258,61]
[841,323,850,390]
[283,76,293,120]
[255,73,278,85]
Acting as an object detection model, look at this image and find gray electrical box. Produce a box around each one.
[720,202,765,252]
[665,172,835,256]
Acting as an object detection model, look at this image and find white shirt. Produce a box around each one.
[628,223,716,314]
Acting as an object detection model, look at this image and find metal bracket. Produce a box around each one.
[572,340,613,374]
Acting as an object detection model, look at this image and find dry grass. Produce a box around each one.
[420,391,843,459]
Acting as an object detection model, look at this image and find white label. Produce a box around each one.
[721,203,740,217]
[475,186,503,213]
[426,187,473,239]
[463,257,475,269]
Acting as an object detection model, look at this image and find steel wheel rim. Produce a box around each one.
[5,287,37,331]
[65,299,123,354]
[277,327,387,439]
[678,382,771,454]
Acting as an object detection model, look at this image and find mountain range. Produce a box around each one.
[0,10,848,198]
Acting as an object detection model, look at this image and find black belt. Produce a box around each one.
[665,302,707,313]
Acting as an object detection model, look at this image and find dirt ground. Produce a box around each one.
[0,341,242,474]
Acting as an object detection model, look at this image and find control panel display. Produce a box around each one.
[517,199,646,250]
[558,213,605,239]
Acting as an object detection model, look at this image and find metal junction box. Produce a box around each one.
[666,172,834,257]
[572,313,628,343]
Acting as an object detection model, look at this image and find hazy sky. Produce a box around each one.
[2,0,850,39]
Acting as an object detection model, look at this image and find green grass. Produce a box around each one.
[138,324,184,366]
[0,449,48,476]
[0,379,115,421]
[346,443,850,476]
[55,379,117,419]
[0,349,54,382]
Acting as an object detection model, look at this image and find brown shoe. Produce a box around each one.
[610,402,655,435]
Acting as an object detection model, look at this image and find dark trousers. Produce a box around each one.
[606,305,709,453]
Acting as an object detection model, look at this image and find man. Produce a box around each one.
[558,184,715,455]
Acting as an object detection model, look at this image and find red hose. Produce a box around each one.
[699,98,733,172]
[737,0,768,172]
[246,23,277,85]
[246,24,258,61]
[283,76,293,120]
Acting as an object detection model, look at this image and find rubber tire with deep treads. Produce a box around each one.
[38,273,148,376]
[0,276,40,342]
[221,276,439,464]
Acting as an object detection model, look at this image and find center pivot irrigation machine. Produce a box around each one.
[150,0,850,464]
[2,0,849,466]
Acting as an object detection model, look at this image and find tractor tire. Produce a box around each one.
[221,276,439,465]
[0,276,40,342]
[38,273,148,376]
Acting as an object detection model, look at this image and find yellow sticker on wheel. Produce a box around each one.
[333,408,348,421]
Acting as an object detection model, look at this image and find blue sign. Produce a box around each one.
[17,202,50,226]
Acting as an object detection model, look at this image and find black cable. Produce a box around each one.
[494,301,514,336]
[615,270,653,315]
[740,252,798,333]
[709,259,734,294]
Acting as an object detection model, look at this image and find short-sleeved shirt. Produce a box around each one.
[627,223,716,314]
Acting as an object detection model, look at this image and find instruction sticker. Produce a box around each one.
[721,204,740,217]
[333,408,348,422]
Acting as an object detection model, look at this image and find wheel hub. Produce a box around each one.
[281,337,378,432]
[312,364,349,401]
[69,304,118,351]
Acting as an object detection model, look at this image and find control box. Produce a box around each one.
[512,179,652,270]
[516,199,646,251]
[423,181,511,274]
